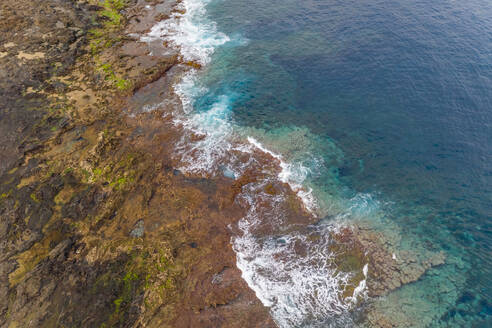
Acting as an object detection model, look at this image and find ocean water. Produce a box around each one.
[143,0,492,326]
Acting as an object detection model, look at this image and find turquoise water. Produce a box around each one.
[147,0,492,326]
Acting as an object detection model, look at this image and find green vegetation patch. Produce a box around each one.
[101,0,129,27]
[30,192,40,203]
[98,62,133,91]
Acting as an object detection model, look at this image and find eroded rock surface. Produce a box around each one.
[0,0,94,176]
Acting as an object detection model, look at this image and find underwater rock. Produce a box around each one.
[331,225,446,300]
[330,225,450,328]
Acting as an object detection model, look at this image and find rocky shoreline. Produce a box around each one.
[0,1,273,326]
[0,1,445,327]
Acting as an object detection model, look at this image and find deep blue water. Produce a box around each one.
[187,0,492,326]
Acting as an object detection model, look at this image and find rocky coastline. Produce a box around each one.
[0,1,445,327]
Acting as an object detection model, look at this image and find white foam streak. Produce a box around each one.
[347,263,369,305]
[247,137,317,214]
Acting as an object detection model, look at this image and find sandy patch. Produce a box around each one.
[17,51,45,60]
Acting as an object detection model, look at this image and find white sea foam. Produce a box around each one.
[173,71,203,114]
[141,0,229,65]
[173,92,237,174]
[232,184,357,327]
[142,0,238,174]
